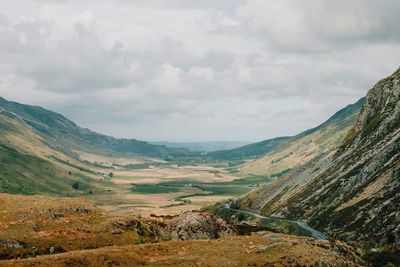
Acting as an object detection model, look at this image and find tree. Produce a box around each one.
[72,182,80,190]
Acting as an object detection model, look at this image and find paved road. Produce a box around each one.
[223,204,327,240]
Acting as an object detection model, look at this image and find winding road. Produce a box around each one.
[223,204,327,240]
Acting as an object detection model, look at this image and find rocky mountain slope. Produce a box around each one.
[239,68,400,251]
[0,193,362,267]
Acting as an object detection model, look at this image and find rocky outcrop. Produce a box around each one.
[165,211,237,240]
[240,68,400,250]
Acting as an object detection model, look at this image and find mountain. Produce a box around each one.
[208,98,364,178]
[149,141,251,153]
[0,97,190,195]
[0,105,100,195]
[0,97,190,158]
[239,68,400,251]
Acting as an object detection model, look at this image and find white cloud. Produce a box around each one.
[0,0,399,141]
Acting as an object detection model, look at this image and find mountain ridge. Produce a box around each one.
[0,96,191,196]
[206,98,364,169]
[239,68,400,251]
[238,97,364,177]
[0,97,190,158]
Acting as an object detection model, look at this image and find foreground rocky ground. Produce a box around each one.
[1,232,362,267]
[0,193,363,266]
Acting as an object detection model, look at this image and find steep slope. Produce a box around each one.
[0,109,106,195]
[0,97,189,158]
[240,68,400,250]
[239,98,364,176]
[0,97,193,195]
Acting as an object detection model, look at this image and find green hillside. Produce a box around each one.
[0,97,190,196]
[205,98,364,176]
[0,144,93,196]
[240,98,364,176]
[0,97,191,158]
[0,110,106,196]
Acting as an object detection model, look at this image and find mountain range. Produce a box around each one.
[149,141,251,153]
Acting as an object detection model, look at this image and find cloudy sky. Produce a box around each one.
[0,0,399,142]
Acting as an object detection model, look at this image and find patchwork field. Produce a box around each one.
[83,160,269,216]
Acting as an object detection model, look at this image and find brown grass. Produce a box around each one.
[0,194,143,259]
[0,232,362,267]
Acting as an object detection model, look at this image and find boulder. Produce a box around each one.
[166,211,237,240]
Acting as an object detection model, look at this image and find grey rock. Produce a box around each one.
[165,211,237,240]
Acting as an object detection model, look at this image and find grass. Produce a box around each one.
[0,231,361,266]
[0,145,92,196]
[0,193,163,260]
[191,185,249,196]
[131,184,180,194]
[364,250,400,267]
[129,175,270,197]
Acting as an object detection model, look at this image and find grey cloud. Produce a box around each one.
[0,14,9,27]
[235,0,400,53]
[0,19,134,92]
[0,1,399,141]
[196,51,235,71]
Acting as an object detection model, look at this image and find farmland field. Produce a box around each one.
[86,162,270,216]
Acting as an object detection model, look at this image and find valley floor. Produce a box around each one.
[80,155,267,216]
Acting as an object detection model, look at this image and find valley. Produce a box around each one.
[0,68,399,266]
[83,160,267,216]
[2,0,400,265]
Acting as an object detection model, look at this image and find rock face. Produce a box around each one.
[166,212,237,240]
[240,68,400,250]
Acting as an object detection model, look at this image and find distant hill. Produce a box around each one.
[207,98,364,177]
[149,141,251,152]
[206,137,290,161]
[240,68,400,251]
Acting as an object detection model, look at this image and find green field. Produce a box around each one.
[131,184,181,194]
[130,175,269,197]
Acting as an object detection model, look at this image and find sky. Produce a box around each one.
[0,0,399,142]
